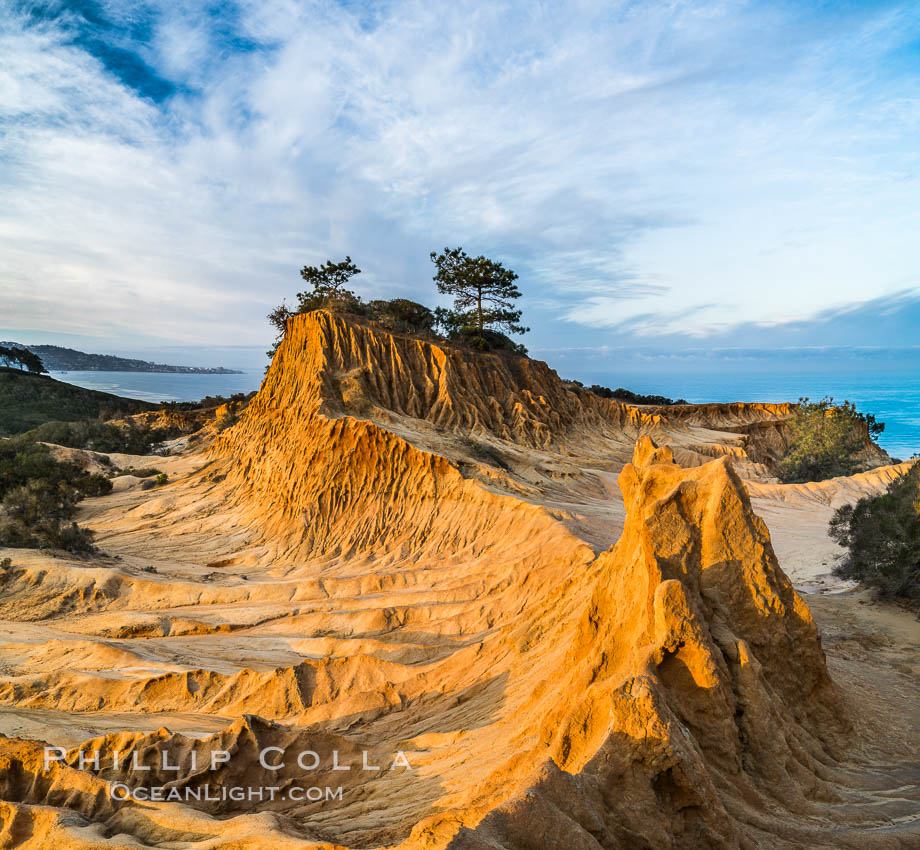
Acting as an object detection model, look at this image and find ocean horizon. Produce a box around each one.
[50,365,919,461]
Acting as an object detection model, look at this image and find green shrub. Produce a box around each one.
[829,463,920,602]
[778,396,883,483]
[73,471,113,497]
[0,435,111,552]
[0,367,153,435]
[567,381,687,405]
[122,467,161,478]
[366,299,436,335]
[0,436,111,497]
[155,473,169,486]
[0,481,99,551]
[25,419,179,454]
[445,326,527,354]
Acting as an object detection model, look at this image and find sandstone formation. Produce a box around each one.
[0,311,915,848]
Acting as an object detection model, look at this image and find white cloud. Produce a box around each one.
[0,0,917,352]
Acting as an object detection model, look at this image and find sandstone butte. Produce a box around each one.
[0,310,916,849]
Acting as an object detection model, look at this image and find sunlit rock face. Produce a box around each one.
[0,312,913,850]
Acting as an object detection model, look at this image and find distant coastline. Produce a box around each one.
[0,342,242,374]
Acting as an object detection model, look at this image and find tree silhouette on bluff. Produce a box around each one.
[0,346,47,374]
[430,247,529,351]
[267,249,530,360]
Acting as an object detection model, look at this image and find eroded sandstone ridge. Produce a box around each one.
[0,311,915,849]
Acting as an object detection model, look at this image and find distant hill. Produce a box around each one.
[0,342,242,374]
[0,367,155,435]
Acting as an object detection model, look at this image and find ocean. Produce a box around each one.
[50,366,920,461]
[48,369,266,405]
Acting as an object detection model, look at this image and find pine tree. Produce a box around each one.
[299,256,361,304]
[430,247,528,336]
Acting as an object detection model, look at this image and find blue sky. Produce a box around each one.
[0,0,918,373]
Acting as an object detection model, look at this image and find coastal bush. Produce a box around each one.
[0,490,96,551]
[121,467,161,478]
[564,381,686,406]
[829,462,920,603]
[778,396,884,483]
[25,419,177,454]
[366,299,435,335]
[0,436,110,552]
[0,367,153,435]
[444,325,528,355]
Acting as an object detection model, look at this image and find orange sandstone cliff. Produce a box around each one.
[0,311,914,849]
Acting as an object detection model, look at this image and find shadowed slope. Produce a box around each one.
[448,437,860,849]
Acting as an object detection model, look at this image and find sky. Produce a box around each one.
[0,0,918,374]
